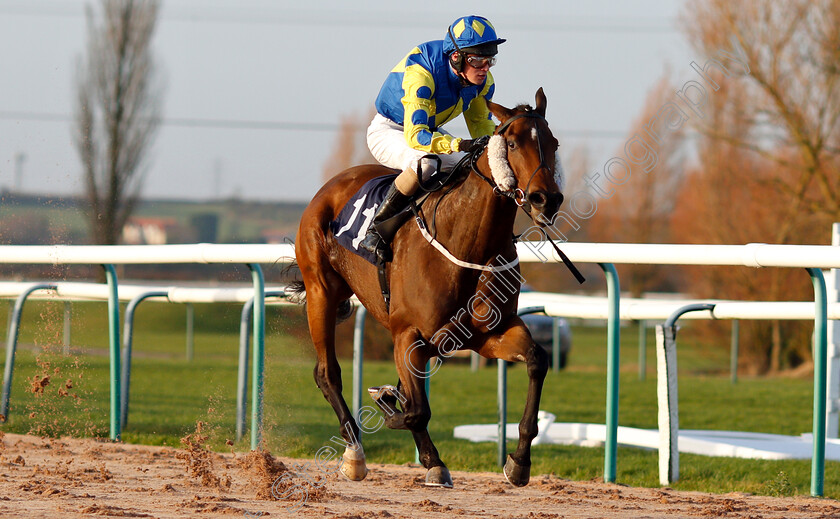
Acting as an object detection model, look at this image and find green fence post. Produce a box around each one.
[415,362,431,465]
[497,358,508,467]
[807,267,827,497]
[63,302,72,355]
[248,264,265,450]
[638,320,647,381]
[730,320,739,384]
[599,263,620,483]
[185,303,195,362]
[103,264,121,441]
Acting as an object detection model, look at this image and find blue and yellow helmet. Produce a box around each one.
[443,15,506,58]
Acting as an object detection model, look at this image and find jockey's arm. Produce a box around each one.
[400,66,461,155]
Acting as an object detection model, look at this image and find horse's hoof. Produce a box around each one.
[503,455,530,487]
[424,466,453,488]
[339,445,368,481]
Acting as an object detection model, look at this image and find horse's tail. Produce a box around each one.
[284,279,307,304]
[282,258,307,304]
[282,262,354,324]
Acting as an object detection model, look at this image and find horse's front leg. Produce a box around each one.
[375,329,452,487]
[476,316,549,487]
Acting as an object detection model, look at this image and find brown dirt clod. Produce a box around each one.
[176,421,224,488]
[29,375,50,394]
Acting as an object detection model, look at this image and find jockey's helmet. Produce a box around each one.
[443,15,506,71]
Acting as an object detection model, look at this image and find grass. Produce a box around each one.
[0,300,837,499]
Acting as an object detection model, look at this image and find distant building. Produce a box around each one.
[260,228,295,244]
[122,217,177,245]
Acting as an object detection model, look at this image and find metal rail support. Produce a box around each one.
[552,316,561,373]
[63,302,72,355]
[497,266,621,480]
[247,264,265,450]
[470,350,480,371]
[0,268,120,441]
[185,303,195,362]
[638,320,647,381]
[235,290,284,442]
[807,267,828,497]
[730,320,740,384]
[120,291,168,429]
[656,303,716,486]
[352,306,366,426]
[497,357,508,467]
[0,283,57,422]
[599,263,620,483]
[236,298,254,442]
[103,264,121,441]
[415,361,431,465]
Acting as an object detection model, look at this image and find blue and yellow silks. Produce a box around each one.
[374,40,496,155]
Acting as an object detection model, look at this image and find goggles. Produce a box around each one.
[465,54,496,68]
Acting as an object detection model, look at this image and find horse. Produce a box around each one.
[288,88,565,488]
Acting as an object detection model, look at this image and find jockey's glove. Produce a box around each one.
[458,139,476,151]
[458,138,479,152]
[457,135,491,153]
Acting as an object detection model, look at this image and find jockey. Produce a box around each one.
[360,15,506,261]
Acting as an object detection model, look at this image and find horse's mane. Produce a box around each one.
[513,103,534,112]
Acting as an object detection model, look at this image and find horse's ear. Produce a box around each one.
[535,87,547,117]
[487,98,515,125]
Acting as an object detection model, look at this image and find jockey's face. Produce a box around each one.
[454,52,494,86]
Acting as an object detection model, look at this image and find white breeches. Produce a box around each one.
[366,113,466,181]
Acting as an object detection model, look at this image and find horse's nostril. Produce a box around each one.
[528,192,547,208]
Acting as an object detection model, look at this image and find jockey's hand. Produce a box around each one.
[458,138,479,152]
[458,135,490,153]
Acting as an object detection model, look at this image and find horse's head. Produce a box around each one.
[486,88,564,227]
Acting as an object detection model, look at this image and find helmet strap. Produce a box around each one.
[447,25,487,87]
[457,68,479,87]
[447,27,464,72]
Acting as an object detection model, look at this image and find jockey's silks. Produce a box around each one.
[374,40,496,155]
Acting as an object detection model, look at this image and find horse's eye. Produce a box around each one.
[507,140,516,151]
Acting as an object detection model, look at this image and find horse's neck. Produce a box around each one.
[431,155,518,260]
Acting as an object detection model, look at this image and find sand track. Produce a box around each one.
[0,433,838,518]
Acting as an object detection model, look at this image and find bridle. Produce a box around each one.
[470,110,553,216]
[466,110,586,284]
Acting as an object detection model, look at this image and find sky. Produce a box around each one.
[0,0,695,203]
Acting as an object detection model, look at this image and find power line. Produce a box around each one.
[0,5,678,34]
[0,110,629,138]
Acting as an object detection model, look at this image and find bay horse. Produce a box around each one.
[289,88,564,488]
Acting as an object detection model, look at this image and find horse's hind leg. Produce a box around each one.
[385,330,452,487]
[476,317,548,487]
[304,275,367,481]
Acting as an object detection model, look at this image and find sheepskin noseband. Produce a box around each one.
[487,135,516,191]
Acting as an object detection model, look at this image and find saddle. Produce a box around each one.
[329,167,464,266]
[329,165,468,310]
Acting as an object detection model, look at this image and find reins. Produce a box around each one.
[435,111,586,284]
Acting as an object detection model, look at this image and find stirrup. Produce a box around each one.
[360,231,392,262]
[359,229,382,254]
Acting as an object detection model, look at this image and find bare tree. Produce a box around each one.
[681,0,840,234]
[673,0,840,373]
[588,75,686,296]
[74,0,163,245]
[321,110,376,183]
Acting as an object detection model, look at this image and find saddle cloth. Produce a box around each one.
[329,174,399,265]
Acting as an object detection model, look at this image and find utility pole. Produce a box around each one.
[213,158,223,199]
[13,152,26,192]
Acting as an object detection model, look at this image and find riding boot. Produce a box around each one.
[359,184,411,262]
